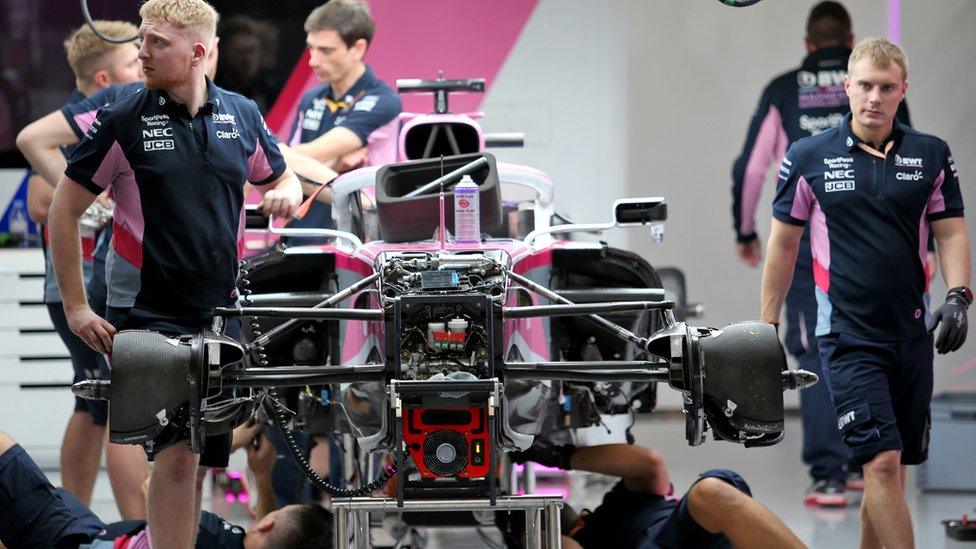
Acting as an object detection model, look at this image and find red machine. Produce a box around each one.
[402,406,490,480]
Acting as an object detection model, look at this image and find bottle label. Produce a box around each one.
[454,185,481,243]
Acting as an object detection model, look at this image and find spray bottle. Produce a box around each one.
[453,175,480,243]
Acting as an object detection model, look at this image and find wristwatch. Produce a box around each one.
[947,286,974,307]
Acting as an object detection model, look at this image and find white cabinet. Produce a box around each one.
[0,249,73,466]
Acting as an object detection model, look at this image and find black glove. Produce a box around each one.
[509,439,576,470]
[928,286,972,354]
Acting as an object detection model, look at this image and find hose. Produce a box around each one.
[239,261,396,497]
[80,0,139,43]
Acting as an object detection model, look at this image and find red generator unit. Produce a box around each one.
[403,406,490,480]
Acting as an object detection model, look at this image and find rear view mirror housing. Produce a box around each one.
[613,197,667,227]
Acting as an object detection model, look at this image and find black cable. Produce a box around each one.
[239,262,395,497]
[267,386,395,497]
[80,0,140,43]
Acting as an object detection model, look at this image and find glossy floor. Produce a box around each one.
[44,416,973,548]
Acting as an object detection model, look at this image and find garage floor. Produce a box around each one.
[46,415,973,548]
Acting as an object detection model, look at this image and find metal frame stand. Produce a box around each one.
[332,495,563,548]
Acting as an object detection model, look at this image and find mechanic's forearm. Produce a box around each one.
[292,141,341,166]
[291,126,363,167]
[760,238,799,324]
[301,181,334,204]
[569,444,669,490]
[20,142,68,189]
[279,143,338,187]
[48,193,89,313]
[27,175,54,224]
[253,475,277,520]
[936,230,972,289]
[264,170,303,200]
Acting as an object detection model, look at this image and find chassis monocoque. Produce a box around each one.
[74,77,814,548]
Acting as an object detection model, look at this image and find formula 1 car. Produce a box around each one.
[74,76,812,548]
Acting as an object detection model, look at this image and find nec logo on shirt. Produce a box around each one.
[824,169,855,191]
[143,127,175,151]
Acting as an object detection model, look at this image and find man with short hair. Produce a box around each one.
[45,1,303,546]
[18,20,149,520]
[0,431,332,549]
[511,441,806,548]
[762,38,971,548]
[286,0,401,238]
[730,1,912,507]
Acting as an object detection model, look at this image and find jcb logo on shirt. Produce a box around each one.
[825,181,855,192]
[144,139,175,152]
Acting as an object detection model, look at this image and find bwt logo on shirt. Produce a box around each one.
[837,409,856,430]
[797,69,846,89]
[212,113,236,125]
[894,154,923,168]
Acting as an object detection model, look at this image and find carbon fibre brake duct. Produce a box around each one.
[73,329,246,458]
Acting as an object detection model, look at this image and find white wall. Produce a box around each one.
[480,0,629,247]
[624,0,976,407]
[481,0,976,408]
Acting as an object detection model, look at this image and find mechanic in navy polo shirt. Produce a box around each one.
[762,38,971,548]
[285,0,402,240]
[45,1,302,547]
[0,430,331,549]
[16,20,151,521]
[730,2,914,507]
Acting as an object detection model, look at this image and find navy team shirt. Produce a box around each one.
[773,113,964,341]
[61,82,145,140]
[64,77,286,318]
[288,64,400,155]
[287,65,400,232]
[731,46,912,341]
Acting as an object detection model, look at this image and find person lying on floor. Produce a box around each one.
[511,440,806,549]
[0,431,330,549]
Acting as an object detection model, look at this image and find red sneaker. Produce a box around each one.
[804,479,848,507]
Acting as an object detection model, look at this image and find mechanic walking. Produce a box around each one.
[761,37,971,548]
[45,1,302,547]
[731,1,914,507]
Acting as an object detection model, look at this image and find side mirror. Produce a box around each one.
[613,197,667,227]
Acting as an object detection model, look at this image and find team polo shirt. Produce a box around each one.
[64,77,286,318]
[286,64,400,232]
[61,82,145,140]
[773,113,964,340]
[731,47,912,312]
[288,64,400,154]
